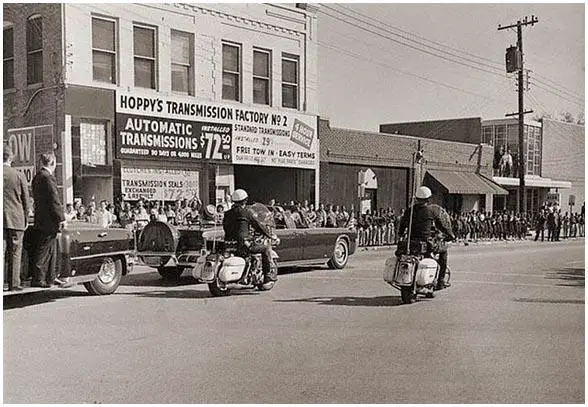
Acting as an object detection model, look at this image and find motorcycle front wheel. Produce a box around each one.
[208,279,231,297]
[400,287,415,304]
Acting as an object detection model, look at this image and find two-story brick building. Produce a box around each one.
[4,3,319,206]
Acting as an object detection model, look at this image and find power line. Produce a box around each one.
[318,6,508,79]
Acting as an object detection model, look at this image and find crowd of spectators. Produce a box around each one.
[57,194,586,247]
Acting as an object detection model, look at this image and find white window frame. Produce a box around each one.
[26,14,43,85]
[171,30,194,95]
[222,42,241,102]
[3,24,14,90]
[133,24,157,90]
[281,53,299,109]
[91,16,118,84]
[253,48,271,105]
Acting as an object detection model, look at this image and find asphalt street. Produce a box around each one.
[3,239,585,403]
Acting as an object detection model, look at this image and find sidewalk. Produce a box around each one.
[359,234,585,251]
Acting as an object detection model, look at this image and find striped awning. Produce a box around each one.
[426,170,508,195]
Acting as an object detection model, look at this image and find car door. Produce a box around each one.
[273,212,302,264]
[303,227,335,261]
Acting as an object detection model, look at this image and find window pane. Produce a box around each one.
[3,28,13,59]
[80,122,107,166]
[27,17,42,51]
[93,51,115,83]
[134,58,155,88]
[223,44,239,72]
[253,78,269,104]
[172,64,189,93]
[282,59,297,83]
[282,84,297,108]
[134,26,154,58]
[92,18,115,51]
[27,51,42,84]
[253,51,269,77]
[3,60,14,89]
[172,32,190,64]
[222,72,239,101]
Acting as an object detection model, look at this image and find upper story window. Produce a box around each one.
[133,25,156,89]
[80,121,108,166]
[481,126,493,145]
[222,42,240,101]
[92,17,117,84]
[253,48,271,105]
[171,30,193,95]
[3,24,14,90]
[26,15,43,85]
[282,54,299,109]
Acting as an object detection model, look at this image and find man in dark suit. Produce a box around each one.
[31,152,65,287]
[3,145,31,291]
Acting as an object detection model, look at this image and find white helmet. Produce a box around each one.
[415,186,432,200]
[231,189,248,203]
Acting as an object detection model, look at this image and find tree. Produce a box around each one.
[560,111,575,123]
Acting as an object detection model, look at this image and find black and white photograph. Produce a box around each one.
[2,2,584,404]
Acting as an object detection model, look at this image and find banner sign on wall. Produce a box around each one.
[4,125,52,185]
[115,91,318,169]
[120,167,199,201]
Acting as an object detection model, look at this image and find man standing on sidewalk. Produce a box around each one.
[534,209,546,242]
[3,145,30,291]
[30,152,65,287]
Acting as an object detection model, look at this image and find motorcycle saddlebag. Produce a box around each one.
[218,256,246,283]
[416,258,438,286]
[393,255,418,286]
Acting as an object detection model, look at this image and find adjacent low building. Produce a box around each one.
[319,118,506,214]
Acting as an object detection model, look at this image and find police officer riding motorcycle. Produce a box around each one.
[222,189,278,284]
[397,186,456,290]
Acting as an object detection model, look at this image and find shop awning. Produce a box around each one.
[426,170,508,195]
[493,175,572,189]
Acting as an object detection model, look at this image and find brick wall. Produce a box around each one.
[3,3,65,185]
[542,118,585,210]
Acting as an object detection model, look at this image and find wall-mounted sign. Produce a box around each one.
[4,125,52,185]
[120,167,199,201]
[115,91,318,169]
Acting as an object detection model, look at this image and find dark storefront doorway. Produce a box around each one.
[234,165,315,204]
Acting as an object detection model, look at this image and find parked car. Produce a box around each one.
[137,204,357,280]
[4,221,135,296]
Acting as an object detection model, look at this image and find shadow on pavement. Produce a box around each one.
[119,288,261,300]
[275,295,407,307]
[3,290,89,310]
[120,272,201,288]
[545,267,585,288]
[513,298,584,305]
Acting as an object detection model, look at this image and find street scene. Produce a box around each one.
[4,239,585,403]
[3,2,585,405]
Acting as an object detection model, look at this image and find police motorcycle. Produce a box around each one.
[192,203,280,297]
[383,186,452,304]
[383,233,451,304]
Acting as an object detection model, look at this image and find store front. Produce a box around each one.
[113,90,318,206]
[492,175,572,214]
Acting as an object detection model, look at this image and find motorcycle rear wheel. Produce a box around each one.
[208,280,231,297]
[256,281,275,291]
[400,287,415,304]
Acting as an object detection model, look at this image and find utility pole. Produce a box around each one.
[498,15,538,214]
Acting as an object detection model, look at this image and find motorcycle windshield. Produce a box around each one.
[249,203,276,230]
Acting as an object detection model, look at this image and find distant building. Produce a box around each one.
[3,3,320,206]
[540,118,584,214]
[379,116,575,213]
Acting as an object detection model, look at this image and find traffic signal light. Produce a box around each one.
[505,46,521,73]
